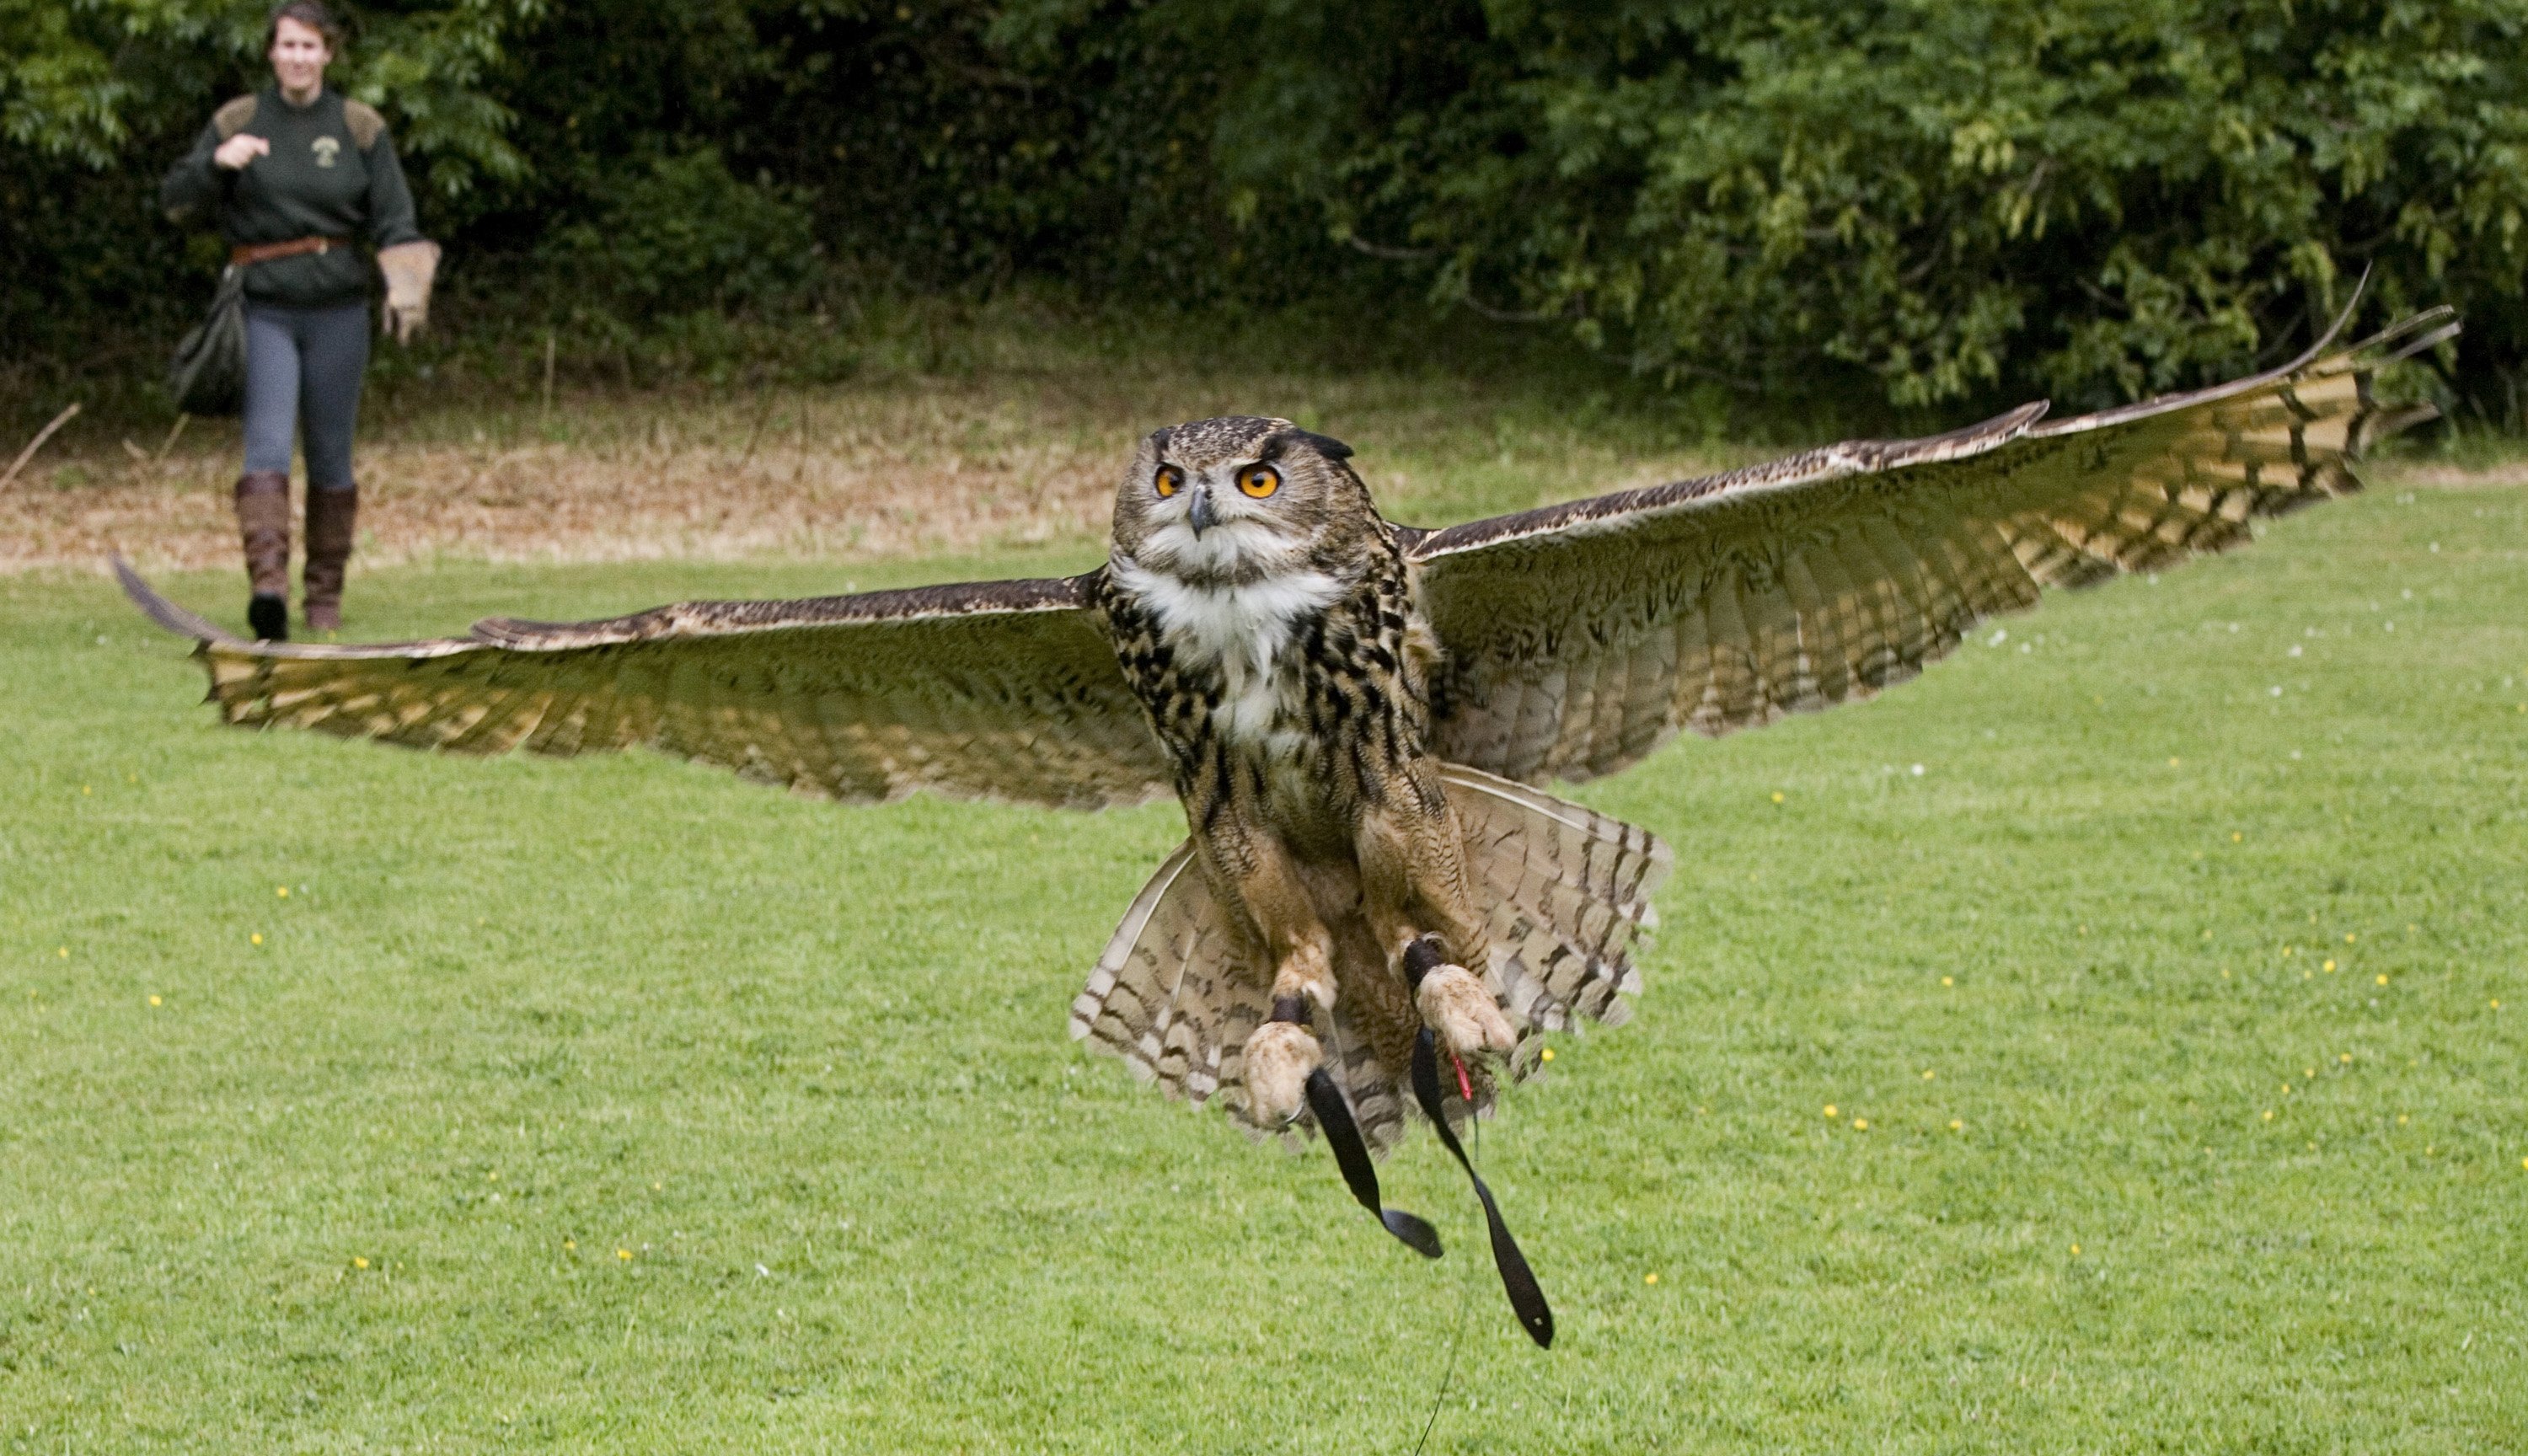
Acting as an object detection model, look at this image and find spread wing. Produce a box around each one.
[1411,305,2458,785]
[116,563,1170,811]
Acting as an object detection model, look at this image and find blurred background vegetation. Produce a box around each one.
[6,0,2525,434]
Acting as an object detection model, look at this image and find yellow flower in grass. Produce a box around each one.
[616,1249,632,1261]
[250,934,262,946]
[1823,1105,1838,1119]
[1539,1046,1556,1063]
[2376,975,2390,987]
[277,886,289,898]
[1770,791,1785,804]
[353,1256,368,1269]
[147,995,161,1007]
[1645,1272,1660,1286]
[1852,1118,1869,1131]
[1948,1119,1963,1132]
[2323,960,2337,972]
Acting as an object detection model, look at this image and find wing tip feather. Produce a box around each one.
[114,555,244,647]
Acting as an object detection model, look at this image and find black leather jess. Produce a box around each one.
[1290,939,1555,1348]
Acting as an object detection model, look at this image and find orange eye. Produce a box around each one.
[1237,464,1280,499]
[1154,465,1183,498]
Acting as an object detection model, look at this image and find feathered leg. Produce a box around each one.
[1355,768,1513,1063]
[1197,820,1336,1127]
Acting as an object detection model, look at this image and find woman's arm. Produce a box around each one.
[161,95,264,227]
[362,127,422,249]
[159,117,229,226]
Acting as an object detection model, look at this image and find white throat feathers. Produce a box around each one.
[1111,551,1347,743]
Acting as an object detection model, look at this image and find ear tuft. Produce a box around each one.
[1285,428,1352,461]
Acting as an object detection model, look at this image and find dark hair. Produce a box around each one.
[265,1,344,52]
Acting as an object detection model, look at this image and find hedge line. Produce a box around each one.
[6,0,2520,420]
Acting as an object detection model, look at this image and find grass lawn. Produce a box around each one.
[3,472,2525,1452]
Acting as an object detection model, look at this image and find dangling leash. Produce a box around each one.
[1283,995,1443,1260]
[1283,945,1556,1347]
[1407,1027,1552,1346]
[1401,937,1555,1348]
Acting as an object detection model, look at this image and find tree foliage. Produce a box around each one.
[1239,0,2528,410]
[5,0,2522,417]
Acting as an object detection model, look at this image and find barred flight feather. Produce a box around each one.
[1417,305,2455,786]
[115,562,1173,812]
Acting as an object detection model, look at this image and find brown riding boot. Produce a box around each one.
[303,485,357,634]
[235,471,292,641]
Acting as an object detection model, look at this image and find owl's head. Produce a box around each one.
[1110,416,1372,582]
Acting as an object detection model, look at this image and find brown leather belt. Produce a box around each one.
[230,235,351,267]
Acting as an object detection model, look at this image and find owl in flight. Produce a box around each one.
[121,305,2452,1344]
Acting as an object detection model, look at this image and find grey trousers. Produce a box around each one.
[243,301,370,490]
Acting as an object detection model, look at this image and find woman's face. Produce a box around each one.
[269,17,331,96]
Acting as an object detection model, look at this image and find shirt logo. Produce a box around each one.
[312,136,340,168]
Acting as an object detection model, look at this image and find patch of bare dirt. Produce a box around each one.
[5,385,1147,575]
[6,368,1726,576]
[2382,461,2528,491]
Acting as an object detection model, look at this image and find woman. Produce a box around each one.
[161,1,437,640]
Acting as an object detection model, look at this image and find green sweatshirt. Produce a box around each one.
[161,86,422,309]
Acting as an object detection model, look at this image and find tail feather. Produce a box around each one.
[1069,763,1671,1152]
[1442,765,1670,1034]
[1068,841,1267,1106]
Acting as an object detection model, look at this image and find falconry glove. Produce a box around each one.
[378,240,442,344]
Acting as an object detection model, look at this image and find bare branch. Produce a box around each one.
[2,403,80,491]
[1343,234,1439,261]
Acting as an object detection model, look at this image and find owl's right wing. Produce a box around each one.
[117,562,1172,811]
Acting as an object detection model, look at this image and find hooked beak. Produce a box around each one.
[1187,484,1219,536]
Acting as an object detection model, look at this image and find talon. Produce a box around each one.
[1417,964,1515,1061]
[1242,1020,1322,1126]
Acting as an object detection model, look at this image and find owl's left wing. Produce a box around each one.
[116,563,1171,811]
[1411,306,2456,785]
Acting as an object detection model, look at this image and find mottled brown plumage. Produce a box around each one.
[117,303,2455,1156]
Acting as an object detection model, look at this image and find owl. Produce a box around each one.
[120,303,2453,1344]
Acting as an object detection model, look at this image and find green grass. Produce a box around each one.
[4,479,2525,1453]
